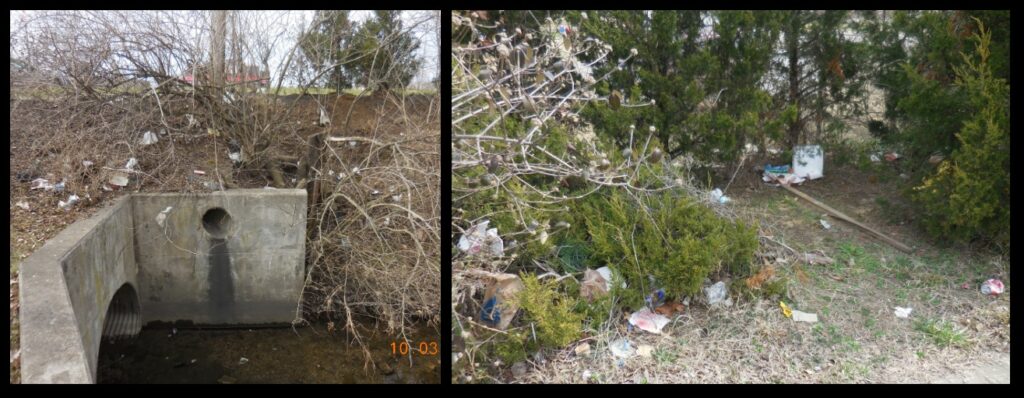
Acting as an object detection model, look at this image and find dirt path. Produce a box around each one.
[929,352,1010,384]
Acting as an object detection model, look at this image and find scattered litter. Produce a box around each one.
[190,358,197,364]
[580,268,609,302]
[54,181,66,193]
[155,206,173,227]
[870,153,881,162]
[15,201,30,211]
[582,370,592,380]
[791,310,819,323]
[884,152,900,162]
[140,131,159,145]
[803,252,834,265]
[238,357,249,365]
[82,160,94,167]
[193,170,206,176]
[981,279,1004,296]
[391,194,402,203]
[705,281,731,307]
[371,190,381,196]
[319,107,331,126]
[793,145,824,180]
[229,150,242,163]
[479,273,523,330]
[763,164,805,185]
[58,195,80,210]
[636,345,654,358]
[109,174,130,188]
[598,266,625,291]
[961,282,970,290]
[29,178,54,191]
[820,219,832,230]
[645,287,666,308]
[780,301,793,318]
[457,220,503,257]
[628,308,671,334]
[186,114,198,128]
[574,342,591,356]
[709,188,731,204]
[654,302,685,317]
[608,338,635,359]
[894,307,913,318]
[125,157,138,170]
[217,375,237,384]
[203,181,222,190]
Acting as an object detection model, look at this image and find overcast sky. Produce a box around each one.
[10,10,439,87]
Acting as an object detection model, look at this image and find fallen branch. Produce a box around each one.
[776,180,913,253]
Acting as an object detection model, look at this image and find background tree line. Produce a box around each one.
[299,10,423,91]
[471,10,1009,249]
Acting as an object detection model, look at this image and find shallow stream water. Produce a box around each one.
[97,322,440,384]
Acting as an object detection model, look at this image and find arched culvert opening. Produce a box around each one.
[202,207,232,238]
[102,283,141,341]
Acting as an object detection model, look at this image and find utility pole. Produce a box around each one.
[212,10,227,101]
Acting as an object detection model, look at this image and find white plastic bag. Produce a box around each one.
[894,307,913,318]
[705,281,731,306]
[457,220,504,257]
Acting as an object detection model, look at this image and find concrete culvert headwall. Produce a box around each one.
[18,189,307,383]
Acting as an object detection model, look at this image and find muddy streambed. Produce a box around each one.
[97,322,440,384]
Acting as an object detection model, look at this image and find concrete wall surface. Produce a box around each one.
[18,189,307,383]
[132,189,307,324]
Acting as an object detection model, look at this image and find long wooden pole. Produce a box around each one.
[777,180,914,253]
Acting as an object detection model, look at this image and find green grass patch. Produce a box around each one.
[653,347,678,365]
[914,318,968,348]
[835,242,882,273]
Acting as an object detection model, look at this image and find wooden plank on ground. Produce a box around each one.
[776,180,914,254]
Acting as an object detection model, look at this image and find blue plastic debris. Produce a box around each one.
[645,289,666,308]
[480,296,500,326]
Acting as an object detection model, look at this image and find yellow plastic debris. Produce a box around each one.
[780,301,792,318]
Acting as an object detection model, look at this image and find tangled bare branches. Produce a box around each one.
[450,12,687,269]
[299,91,441,368]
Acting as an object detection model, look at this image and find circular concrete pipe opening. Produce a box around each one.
[102,283,141,341]
[202,207,232,238]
